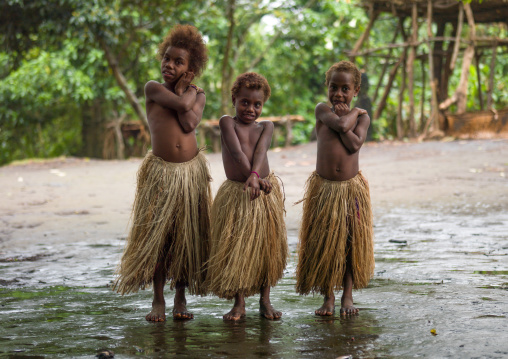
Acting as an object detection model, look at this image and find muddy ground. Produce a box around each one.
[1,138,507,358]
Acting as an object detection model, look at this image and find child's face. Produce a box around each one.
[232,87,264,124]
[327,71,360,108]
[161,46,190,85]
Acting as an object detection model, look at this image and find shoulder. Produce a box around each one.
[315,102,330,114]
[258,120,274,130]
[219,115,235,128]
[144,80,161,90]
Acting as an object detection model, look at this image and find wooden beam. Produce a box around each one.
[373,51,404,121]
[475,51,484,110]
[422,0,439,136]
[372,27,400,103]
[456,2,476,114]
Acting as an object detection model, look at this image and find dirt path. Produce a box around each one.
[1,139,506,250]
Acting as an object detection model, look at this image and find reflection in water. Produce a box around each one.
[1,209,507,357]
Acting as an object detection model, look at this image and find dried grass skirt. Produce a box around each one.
[113,150,212,295]
[206,174,288,299]
[296,171,374,296]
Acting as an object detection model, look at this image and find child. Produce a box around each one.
[113,24,211,322]
[206,72,288,321]
[295,60,374,316]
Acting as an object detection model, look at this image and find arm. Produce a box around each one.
[246,121,274,194]
[219,116,253,178]
[176,92,206,133]
[338,113,370,153]
[315,102,366,133]
[144,79,198,113]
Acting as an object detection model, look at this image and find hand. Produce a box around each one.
[243,173,261,201]
[175,72,195,96]
[353,107,368,116]
[259,178,272,194]
[333,103,350,117]
[195,86,205,95]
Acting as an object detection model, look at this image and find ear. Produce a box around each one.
[231,95,236,106]
[354,86,361,97]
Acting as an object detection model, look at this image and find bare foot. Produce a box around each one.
[172,301,193,320]
[223,306,246,321]
[340,295,359,316]
[146,300,166,322]
[259,301,282,320]
[315,294,335,316]
[172,284,193,320]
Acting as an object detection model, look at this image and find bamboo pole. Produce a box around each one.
[420,58,426,132]
[396,48,408,139]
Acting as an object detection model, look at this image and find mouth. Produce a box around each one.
[162,71,175,78]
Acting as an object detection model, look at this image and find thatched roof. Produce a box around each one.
[360,0,508,24]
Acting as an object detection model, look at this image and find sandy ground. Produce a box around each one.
[1,138,507,250]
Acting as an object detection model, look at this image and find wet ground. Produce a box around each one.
[1,139,507,358]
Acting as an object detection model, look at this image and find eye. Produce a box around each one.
[343,86,349,92]
[255,103,262,108]
[330,85,337,90]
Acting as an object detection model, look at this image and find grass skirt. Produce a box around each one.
[206,174,288,299]
[296,171,374,296]
[113,150,212,295]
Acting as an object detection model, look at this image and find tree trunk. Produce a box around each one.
[349,5,379,61]
[397,48,408,140]
[456,2,476,114]
[97,35,148,130]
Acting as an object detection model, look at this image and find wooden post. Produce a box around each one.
[422,0,439,136]
[487,41,497,110]
[456,2,476,114]
[284,116,293,147]
[406,2,418,137]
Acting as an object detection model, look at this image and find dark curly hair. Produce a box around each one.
[231,72,271,103]
[325,60,361,89]
[157,24,208,77]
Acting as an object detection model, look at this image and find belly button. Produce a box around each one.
[176,144,181,148]
[336,168,341,172]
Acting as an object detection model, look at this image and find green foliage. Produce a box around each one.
[1,0,507,165]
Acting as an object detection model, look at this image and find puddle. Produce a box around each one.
[1,208,508,358]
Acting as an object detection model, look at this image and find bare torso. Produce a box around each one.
[315,119,359,181]
[146,97,198,163]
[221,119,271,181]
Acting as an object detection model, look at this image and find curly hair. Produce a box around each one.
[325,60,361,89]
[157,24,208,77]
[231,72,271,103]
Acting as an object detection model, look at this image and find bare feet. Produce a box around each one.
[146,300,166,322]
[172,303,194,320]
[259,301,282,320]
[315,294,335,316]
[224,293,246,321]
[223,306,246,321]
[340,295,359,316]
[173,285,193,320]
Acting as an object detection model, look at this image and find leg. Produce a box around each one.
[146,264,166,322]
[340,253,359,315]
[223,293,246,321]
[315,292,335,316]
[172,281,193,320]
[259,286,282,320]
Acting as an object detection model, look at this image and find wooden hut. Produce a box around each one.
[350,0,508,139]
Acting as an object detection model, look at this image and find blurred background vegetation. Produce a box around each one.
[1,0,507,165]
